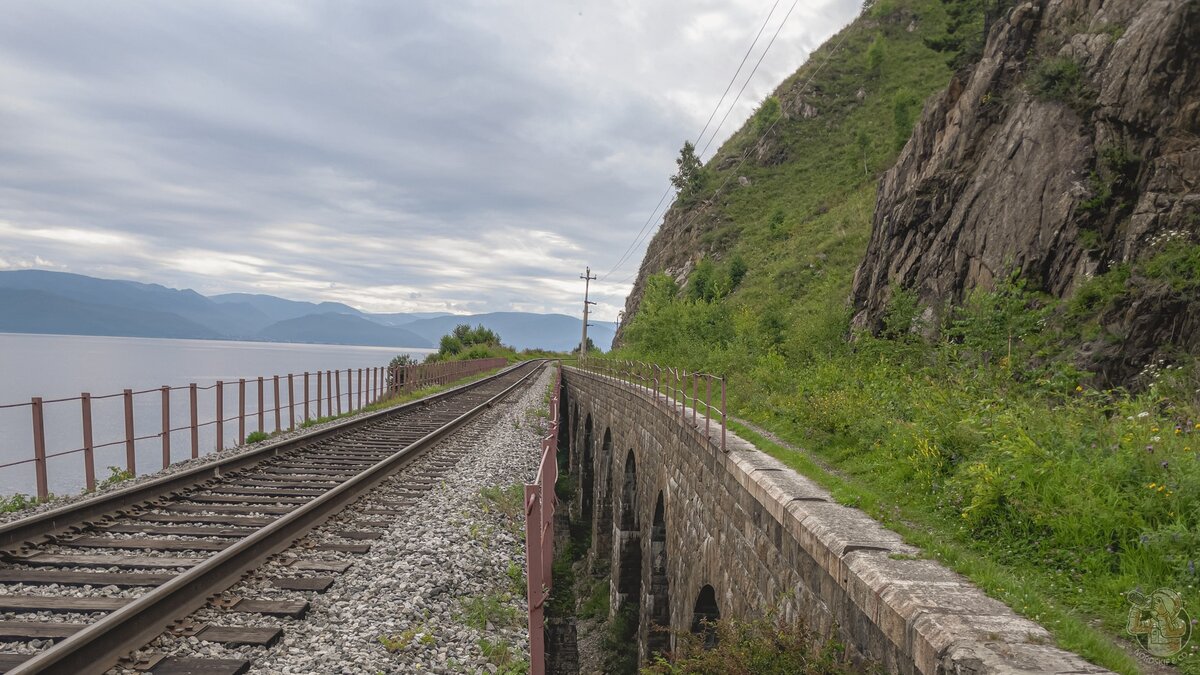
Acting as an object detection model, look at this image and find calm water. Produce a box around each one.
[0,333,433,496]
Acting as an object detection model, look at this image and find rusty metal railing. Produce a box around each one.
[385,357,508,396]
[1,357,509,500]
[524,361,561,675]
[576,357,726,453]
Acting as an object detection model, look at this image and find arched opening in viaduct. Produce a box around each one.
[615,449,642,610]
[645,490,671,660]
[592,428,614,573]
[581,425,594,524]
[556,384,570,456]
[691,584,721,648]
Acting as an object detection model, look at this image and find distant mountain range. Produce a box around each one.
[0,270,615,351]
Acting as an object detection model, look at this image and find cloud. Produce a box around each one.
[0,0,861,321]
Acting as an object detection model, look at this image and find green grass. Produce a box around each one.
[478,638,528,673]
[0,493,38,513]
[643,615,861,674]
[459,591,522,630]
[244,430,270,444]
[612,0,1200,671]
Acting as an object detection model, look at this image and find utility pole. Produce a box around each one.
[580,267,597,358]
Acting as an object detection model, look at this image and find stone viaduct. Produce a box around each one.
[557,365,1109,674]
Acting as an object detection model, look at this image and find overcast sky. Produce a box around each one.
[0,0,860,323]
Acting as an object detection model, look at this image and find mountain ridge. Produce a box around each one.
[0,270,601,351]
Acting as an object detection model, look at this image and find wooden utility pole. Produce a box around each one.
[580,267,597,357]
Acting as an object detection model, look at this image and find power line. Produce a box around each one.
[697,0,800,159]
[692,0,782,153]
[607,0,807,287]
[614,22,856,287]
[599,0,783,283]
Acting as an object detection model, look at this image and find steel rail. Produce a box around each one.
[0,362,528,554]
[7,359,544,674]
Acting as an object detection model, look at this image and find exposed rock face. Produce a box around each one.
[615,203,720,343]
[851,0,1199,381]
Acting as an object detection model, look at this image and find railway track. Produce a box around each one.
[0,360,545,674]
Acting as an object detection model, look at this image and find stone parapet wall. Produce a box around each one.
[561,366,1109,674]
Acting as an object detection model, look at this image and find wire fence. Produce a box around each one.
[1,357,509,499]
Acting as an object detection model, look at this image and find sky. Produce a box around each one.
[0,0,861,324]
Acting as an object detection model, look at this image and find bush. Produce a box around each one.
[1028,57,1093,116]
[891,89,921,151]
[754,96,782,135]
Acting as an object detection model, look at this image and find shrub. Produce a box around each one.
[754,96,782,135]
[891,89,921,151]
[244,430,270,444]
[1028,57,1094,116]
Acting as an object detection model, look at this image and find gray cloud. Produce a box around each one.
[0,0,860,322]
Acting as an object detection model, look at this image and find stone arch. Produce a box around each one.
[691,584,721,648]
[570,401,579,451]
[591,427,614,573]
[644,490,671,660]
[580,419,594,521]
[556,384,570,455]
[618,449,637,530]
[614,449,642,610]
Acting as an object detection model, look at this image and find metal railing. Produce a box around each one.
[524,361,561,675]
[576,357,727,453]
[1,357,509,499]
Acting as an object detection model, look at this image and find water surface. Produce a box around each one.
[0,333,432,495]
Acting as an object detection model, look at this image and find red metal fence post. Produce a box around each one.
[304,372,311,423]
[31,397,48,500]
[692,373,698,425]
[160,385,171,469]
[273,375,281,432]
[81,393,96,492]
[705,377,712,442]
[721,378,727,453]
[257,376,265,434]
[123,389,136,475]
[189,383,199,459]
[288,374,296,431]
[316,371,323,419]
[238,378,246,444]
[335,370,343,415]
[326,371,333,416]
[357,368,363,410]
[216,381,224,452]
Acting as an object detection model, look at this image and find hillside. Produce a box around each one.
[255,313,431,348]
[0,270,597,352]
[0,289,221,340]
[615,0,1198,672]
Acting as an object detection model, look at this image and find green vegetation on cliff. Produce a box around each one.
[616,1,1199,672]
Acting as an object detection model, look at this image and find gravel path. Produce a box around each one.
[111,364,552,674]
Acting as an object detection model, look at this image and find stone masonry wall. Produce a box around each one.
[560,366,1110,674]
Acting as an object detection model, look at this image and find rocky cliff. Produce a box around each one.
[851,0,1199,383]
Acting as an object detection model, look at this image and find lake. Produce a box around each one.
[0,333,433,496]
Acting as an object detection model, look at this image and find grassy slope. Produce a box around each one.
[618,1,1200,673]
